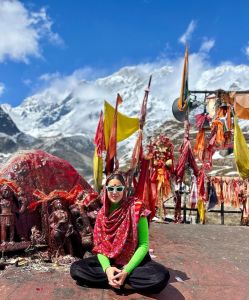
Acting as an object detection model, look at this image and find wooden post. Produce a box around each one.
[183,199,187,223]
[196,209,200,224]
[221,202,225,225]
[159,188,164,222]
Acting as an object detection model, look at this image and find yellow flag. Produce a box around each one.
[93,148,103,192]
[197,199,205,223]
[234,116,249,179]
[104,100,139,147]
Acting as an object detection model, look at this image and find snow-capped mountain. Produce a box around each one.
[3,65,177,138]
[4,62,249,139]
[1,61,249,179]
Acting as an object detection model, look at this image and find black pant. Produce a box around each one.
[70,253,170,294]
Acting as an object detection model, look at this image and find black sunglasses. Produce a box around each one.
[106,185,125,192]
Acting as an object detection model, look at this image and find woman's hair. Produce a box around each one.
[106,172,126,186]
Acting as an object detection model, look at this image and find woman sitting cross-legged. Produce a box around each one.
[70,172,170,294]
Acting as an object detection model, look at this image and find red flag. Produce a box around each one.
[133,158,156,221]
[130,129,143,169]
[127,76,152,203]
[140,75,152,129]
[105,93,123,174]
[176,120,199,181]
[116,93,123,106]
[94,111,105,157]
[130,76,152,170]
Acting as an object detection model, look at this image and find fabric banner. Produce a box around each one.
[234,116,249,179]
[197,199,205,223]
[234,94,249,120]
[104,100,139,147]
[94,111,105,157]
[93,148,103,192]
[178,46,189,111]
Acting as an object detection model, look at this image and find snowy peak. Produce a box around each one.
[3,62,249,139]
[0,106,20,136]
[0,62,249,179]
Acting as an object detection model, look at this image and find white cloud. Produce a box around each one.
[33,68,111,106]
[35,71,83,103]
[30,7,63,46]
[243,44,249,59]
[22,79,32,87]
[0,83,5,97]
[39,67,107,83]
[8,45,249,139]
[200,39,215,53]
[0,0,62,63]
[27,48,249,112]
[179,20,197,45]
[39,72,61,82]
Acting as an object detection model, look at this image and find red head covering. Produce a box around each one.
[0,178,20,194]
[92,172,150,266]
[28,184,85,210]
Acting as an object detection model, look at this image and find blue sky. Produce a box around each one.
[0,0,249,106]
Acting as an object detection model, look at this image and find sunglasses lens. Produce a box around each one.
[116,186,124,192]
[106,186,125,192]
[107,186,114,192]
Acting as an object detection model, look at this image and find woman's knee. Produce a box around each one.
[70,260,83,279]
[141,264,170,293]
[129,263,170,294]
[152,267,170,293]
[158,267,170,285]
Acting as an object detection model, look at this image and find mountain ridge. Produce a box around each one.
[1,62,249,179]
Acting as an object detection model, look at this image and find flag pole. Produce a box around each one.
[128,75,152,195]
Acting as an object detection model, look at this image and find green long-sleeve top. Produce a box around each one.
[97,202,149,274]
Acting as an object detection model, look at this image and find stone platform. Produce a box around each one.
[0,223,249,300]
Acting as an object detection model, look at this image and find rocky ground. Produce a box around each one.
[0,223,248,300]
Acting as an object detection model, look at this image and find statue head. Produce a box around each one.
[0,198,11,207]
[52,198,63,210]
[0,185,13,199]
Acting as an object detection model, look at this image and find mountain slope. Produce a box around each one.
[1,62,249,179]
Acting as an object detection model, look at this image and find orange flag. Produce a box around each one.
[178,46,189,111]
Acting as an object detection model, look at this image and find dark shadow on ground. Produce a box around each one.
[105,267,189,299]
[141,268,188,299]
[152,284,185,300]
[168,267,190,283]
[114,284,185,300]
[71,259,189,299]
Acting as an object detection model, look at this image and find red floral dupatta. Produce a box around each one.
[93,186,150,265]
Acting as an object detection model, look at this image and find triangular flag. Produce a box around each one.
[94,110,105,157]
[104,101,139,147]
[178,46,189,111]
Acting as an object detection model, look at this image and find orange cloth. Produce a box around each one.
[234,94,249,120]
[156,168,171,197]
[194,129,205,161]
[211,120,225,146]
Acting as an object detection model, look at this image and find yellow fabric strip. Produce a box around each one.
[93,148,103,192]
[234,116,249,179]
[197,199,205,223]
[104,100,139,148]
